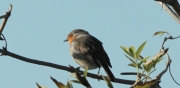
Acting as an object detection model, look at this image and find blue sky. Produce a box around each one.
[0,0,180,88]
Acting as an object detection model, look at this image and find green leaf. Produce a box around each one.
[143,64,149,73]
[151,60,157,68]
[139,56,150,65]
[152,58,163,68]
[136,41,147,59]
[102,75,114,88]
[145,58,164,73]
[120,46,133,58]
[50,76,66,88]
[129,46,136,58]
[83,66,88,78]
[128,63,137,68]
[148,60,155,72]
[143,63,154,73]
[125,54,137,67]
[153,31,165,36]
[134,77,160,88]
[157,58,164,63]
[144,60,156,73]
[36,83,46,88]
[137,63,143,69]
[66,80,73,88]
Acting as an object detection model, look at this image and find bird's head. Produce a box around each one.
[64,29,89,44]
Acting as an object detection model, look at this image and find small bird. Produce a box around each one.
[64,29,115,81]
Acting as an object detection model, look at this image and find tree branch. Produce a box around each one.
[121,72,152,80]
[0,4,12,38]
[145,48,168,66]
[155,0,180,24]
[0,49,136,85]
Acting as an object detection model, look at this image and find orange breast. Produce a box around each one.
[68,35,76,44]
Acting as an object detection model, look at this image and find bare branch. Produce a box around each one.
[156,35,180,86]
[121,72,152,80]
[169,61,180,86]
[156,52,171,78]
[145,48,168,65]
[0,49,136,85]
[0,4,12,19]
[0,4,12,38]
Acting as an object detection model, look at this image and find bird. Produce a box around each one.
[64,29,115,81]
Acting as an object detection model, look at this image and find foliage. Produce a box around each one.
[120,40,164,87]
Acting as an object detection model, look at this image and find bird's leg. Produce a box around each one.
[97,67,101,81]
[98,67,100,75]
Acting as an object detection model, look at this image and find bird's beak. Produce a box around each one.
[63,39,68,42]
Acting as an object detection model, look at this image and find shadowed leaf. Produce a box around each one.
[50,76,66,88]
[143,64,148,72]
[66,80,73,88]
[134,77,160,88]
[137,63,143,69]
[75,70,91,88]
[139,56,150,66]
[102,75,114,88]
[36,83,46,88]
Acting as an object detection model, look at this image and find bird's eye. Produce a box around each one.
[69,34,73,38]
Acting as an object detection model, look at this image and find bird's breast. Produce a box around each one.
[69,42,98,69]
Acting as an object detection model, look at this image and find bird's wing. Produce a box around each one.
[78,36,101,68]
[77,35,115,81]
[78,35,112,68]
[88,36,115,81]
[89,36,112,68]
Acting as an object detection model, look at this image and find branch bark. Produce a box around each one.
[0,4,12,37]
[145,48,168,66]
[0,49,136,85]
[155,0,180,24]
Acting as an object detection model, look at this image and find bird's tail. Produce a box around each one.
[102,64,115,81]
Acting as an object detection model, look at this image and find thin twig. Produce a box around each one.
[145,35,172,88]
[156,53,171,78]
[1,34,7,49]
[158,35,180,86]
[169,64,180,86]
[154,35,180,87]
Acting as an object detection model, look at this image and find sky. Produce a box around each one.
[0,0,180,88]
